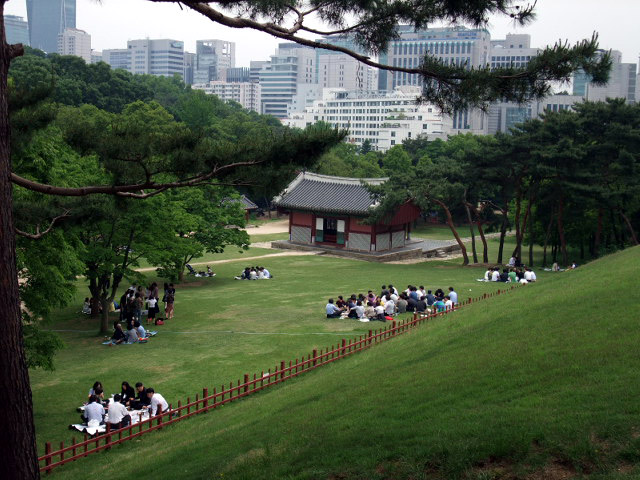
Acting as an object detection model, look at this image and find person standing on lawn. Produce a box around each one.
[165,283,175,319]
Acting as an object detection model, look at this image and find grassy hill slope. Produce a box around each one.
[54,247,640,479]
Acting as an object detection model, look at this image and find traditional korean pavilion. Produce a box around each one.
[273,172,421,253]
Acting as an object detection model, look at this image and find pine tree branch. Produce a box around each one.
[15,210,71,240]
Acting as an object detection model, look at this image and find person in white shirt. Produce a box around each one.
[83,395,105,425]
[448,287,458,305]
[444,296,453,310]
[483,269,492,281]
[135,320,146,339]
[108,394,131,429]
[374,304,385,320]
[418,286,426,299]
[524,268,537,282]
[147,388,169,416]
[384,299,395,316]
[388,284,399,296]
[491,268,500,282]
[508,256,516,267]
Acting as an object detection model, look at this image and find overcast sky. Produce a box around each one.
[6,0,640,67]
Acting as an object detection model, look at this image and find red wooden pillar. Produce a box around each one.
[341,338,346,355]
[312,349,318,366]
[280,361,286,379]
[244,374,250,393]
[44,442,52,474]
[203,388,209,411]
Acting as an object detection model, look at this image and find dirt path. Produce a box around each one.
[246,218,289,235]
[135,250,315,273]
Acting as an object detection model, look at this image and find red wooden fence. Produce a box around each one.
[39,286,518,473]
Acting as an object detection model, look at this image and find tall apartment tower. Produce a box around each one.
[58,27,91,64]
[194,39,235,84]
[27,0,76,53]
[259,43,318,118]
[574,50,636,103]
[384,25,491,133]
[4,15,30,46]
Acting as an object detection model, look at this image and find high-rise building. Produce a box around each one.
[128,39,184,78]
[259,43,319,118]
[383,25,491,133]
[573,50,636,103]
[27,0,76,53]
[490,34,539,69]
[91,51,103,64]
[4,15,30,46]
[102,48,131,71]
[317,53,378,91]
[194,39,235,83]
[183,52,196,85]
[57,27,91,63]
[223,67,251,83]
[249,60,268,83]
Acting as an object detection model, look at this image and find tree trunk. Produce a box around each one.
[528,203,534,267]
[557,196,568,266]
[0,7,39,477]
[463,196,478,263]
[467,202,488,263]
[433,198,469,265]
[497,208,508,265]
[512,185,523,258]
[542,212,554,267]
[620,210,639,246]
[594,207,603,256]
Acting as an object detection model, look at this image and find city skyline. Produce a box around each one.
[5,0,640,67]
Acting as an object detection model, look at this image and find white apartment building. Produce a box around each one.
[490,33,539,69]
[192,81,261,112]
[57,27,91,63]
[285,87,451,152]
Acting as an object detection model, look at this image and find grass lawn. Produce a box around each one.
[42,246,640,479]
[34,250,515,456]
[248,232,289,243]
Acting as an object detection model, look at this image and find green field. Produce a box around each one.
[35,243,639,479]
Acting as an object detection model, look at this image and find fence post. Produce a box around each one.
[45,442,52,474]
[244,374,249,393]
[203,388,208,411]
[72,436,77,460]
[59,441,65,462]
[312,349,318,367]
[105,423,111,450]
[341,338,346,355]
[195,393,199,412]
[392,320,396,336]
[187,397,191,415]
[280,361,286,380]
[177,400,182,417]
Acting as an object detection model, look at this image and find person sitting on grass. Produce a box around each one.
[364,301,376,319]
[147,388,169,417]
[121,381,136,406]
[384,298,396,316]
[135,320,147,340]
[426,290,436,307]
[82,298,91,315]
[374,302,385,321]
[448,287,458,305]
[499,268,510,282]
[444,296,454,310]
[131,382,151,410]
[335,295,347,310]
[125,319,139,344]
[406,294,417,313]
[88,381,103,399]
[111,321,126,345]
[524,268,537,282]
[353,300,366,319]
[396,294,408,314]
[433,298,446,313]
[82,395,105,426]
[326,299,341,318]
[491,268,501,282]
[483,268,492,281]
[416,296,427,313]
[107,394,131,430]
[434,288,445,301]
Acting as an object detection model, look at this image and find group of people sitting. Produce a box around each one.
[325,284,459,321]
[81,381,169,430]
[187,264,216,277]
[481,266,537,283]
[235,266,272,280]
[109,319,155,345]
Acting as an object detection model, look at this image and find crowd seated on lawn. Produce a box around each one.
[480,266,537,284]
[78,380,169,430]
[325,284,459,322]
[235,266,272,280]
